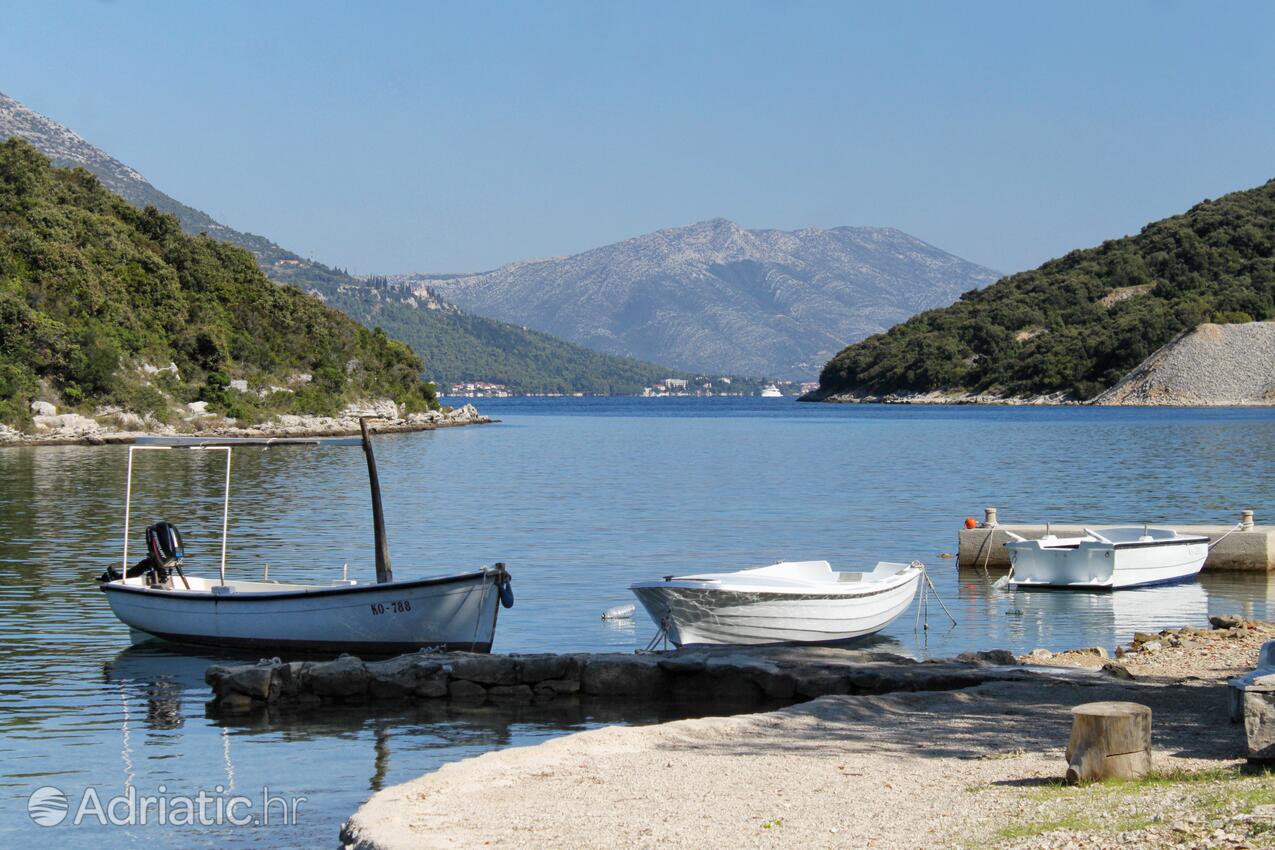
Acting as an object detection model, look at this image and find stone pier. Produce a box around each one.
[205,645,1090,714]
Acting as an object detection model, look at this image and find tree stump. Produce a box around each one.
[1064,701,1152,784]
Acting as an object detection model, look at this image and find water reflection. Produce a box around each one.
[2,400,1272,849]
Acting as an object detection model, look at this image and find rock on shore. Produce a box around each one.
[1093,321,1275,406]
[0,400,488,446]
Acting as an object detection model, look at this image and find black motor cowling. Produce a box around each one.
[145,522,184,569]
[98,522,184,584]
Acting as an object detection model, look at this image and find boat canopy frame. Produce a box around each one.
[123,420,394,586]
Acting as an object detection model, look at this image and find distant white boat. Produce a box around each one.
[759,385,783,398]
[98,423,513,653]
[1006,526,1209,590]
[630,560,922,646]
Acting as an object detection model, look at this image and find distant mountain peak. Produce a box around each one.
[416,221,1000,379]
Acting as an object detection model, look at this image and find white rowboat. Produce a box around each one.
[630,560,922,647]
[1006,526,1208,590]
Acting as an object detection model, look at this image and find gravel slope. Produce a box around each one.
[1095,321,1275,406]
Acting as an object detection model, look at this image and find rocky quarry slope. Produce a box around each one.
[1094,321,1275,406]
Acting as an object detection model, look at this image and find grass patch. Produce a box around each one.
[992,766,1275,846]
[995,814,1095,840]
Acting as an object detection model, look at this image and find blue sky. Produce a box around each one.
[2,1,1273,275]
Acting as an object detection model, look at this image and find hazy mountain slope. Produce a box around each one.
[0,91,284,261]
[420,219,1000,379]
[319,280,719,394]
[811,179,1275,402]
[0,91,693,393]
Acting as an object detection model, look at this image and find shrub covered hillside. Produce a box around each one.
[0,139,437,428]
[813,179,1275,401]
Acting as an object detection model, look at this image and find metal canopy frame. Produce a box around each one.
[122,445,232,584]
[121,418,393,587]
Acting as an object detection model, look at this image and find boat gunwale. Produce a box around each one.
[100,568,498,602]
[630,568,922,601]
[1009,535,1211,552]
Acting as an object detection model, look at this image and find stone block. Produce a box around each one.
[415,670,448,699]
[223,666,273,700]
[488,684,534,703]
[451,654,519,685]
[1244,690,1275,760]
[309,656,370,698]
[581,656,666,697]
[448,679,487,701]
[517,654,579,684]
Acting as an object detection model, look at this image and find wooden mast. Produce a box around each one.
[360,417,393,584]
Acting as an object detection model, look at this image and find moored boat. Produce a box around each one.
[98,421,513,653]
[1006,526,1209,590]
[630,559,923,646]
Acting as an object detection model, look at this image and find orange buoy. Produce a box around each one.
[964,517,978,529]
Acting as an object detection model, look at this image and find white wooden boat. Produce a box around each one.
[98,423,513,653]
[630,560,922,647]
[1006,526,1209,590]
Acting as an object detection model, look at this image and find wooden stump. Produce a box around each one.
[1065,701,1152,784]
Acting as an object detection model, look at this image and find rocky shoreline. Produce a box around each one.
[807,389,1079,405]
[0,401,489,447]
[335,621,1275,850]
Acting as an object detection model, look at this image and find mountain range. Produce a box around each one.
[2,90,1001,387]
[418,219,1000,379]
[0,91,697,394]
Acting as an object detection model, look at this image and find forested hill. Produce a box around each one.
[810,179,1275,401]
[0,140,436,428]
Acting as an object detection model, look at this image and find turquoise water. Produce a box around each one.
[2,397,1273,847]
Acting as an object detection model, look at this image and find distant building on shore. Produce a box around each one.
[447,382,511,398]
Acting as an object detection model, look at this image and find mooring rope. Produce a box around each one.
[1208,522,1245,551]
[913,561,957,632]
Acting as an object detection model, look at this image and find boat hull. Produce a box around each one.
[102,570,505,654]
[631,571,921,647]
[1008,537,1208,590]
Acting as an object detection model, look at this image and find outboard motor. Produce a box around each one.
[98,522,186,586]
[146,522,185,570]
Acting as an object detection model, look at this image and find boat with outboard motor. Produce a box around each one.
[630,559,924,647]
[97,420,513,653]
[1005,525,1209,590]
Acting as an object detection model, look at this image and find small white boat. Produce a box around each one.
[759,384,783,398]
[1006,526,1209,590]
[99,423,513,654]
[630,560,923,646]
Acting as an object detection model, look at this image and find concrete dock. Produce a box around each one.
[957,508,1274,572]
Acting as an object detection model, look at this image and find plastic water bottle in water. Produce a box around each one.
[601,604,635,620]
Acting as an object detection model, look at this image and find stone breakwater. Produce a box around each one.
[0,401,488,446]
[205,645,1102,715]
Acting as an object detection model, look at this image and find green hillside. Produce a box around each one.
[812,179,1275,401]
[0,139,437,429]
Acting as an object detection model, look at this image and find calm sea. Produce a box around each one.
[2,397,1273,847]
